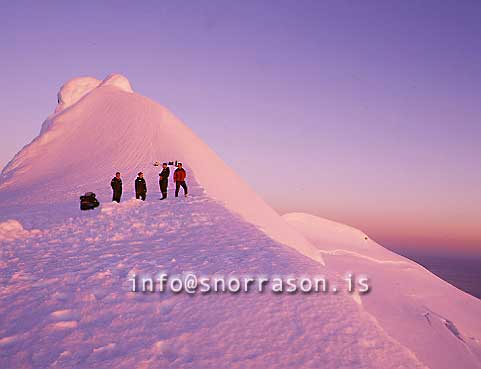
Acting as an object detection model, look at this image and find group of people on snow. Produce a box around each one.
[110,162,188,203]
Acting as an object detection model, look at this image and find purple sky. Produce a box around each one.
[1,0,480,255]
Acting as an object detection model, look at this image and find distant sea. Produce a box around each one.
[398,252,481,300]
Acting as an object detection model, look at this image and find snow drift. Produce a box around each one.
[0,74,480,369]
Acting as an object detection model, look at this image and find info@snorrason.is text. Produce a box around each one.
[128,272,371,295]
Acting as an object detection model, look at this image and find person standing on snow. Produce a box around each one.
[159,163,170,200]
[135,172,147,201]
[111,172,123,203]
[174,162,188,197]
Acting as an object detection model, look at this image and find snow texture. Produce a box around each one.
[0,219,39,241]
[0,74,480,369]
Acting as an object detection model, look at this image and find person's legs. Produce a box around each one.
[175,181,180,197]
[181,181,188,196]
[135,193,140,200]
[141,193,146,201]
[113,192,121,203]
[160,181,168,199]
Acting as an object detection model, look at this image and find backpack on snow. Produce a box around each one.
[80,192,100,210]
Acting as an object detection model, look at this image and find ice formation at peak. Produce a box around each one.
[55,76,101,113]
[99,73,133,93]
[55,74,132,114]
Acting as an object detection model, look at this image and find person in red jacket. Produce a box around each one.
[173,162,188,197]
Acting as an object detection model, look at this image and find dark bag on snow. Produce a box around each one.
[80,192,100,210]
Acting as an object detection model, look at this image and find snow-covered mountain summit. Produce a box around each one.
[0,74,480,369]
[0,73,321,264]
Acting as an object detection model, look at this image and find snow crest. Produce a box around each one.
[99,73,133,93]
[55,73,132,114]
[55,77,101,113]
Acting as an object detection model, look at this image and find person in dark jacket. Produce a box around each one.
[173,163,188,197]
[111,172,123,203]
[159,163,170,200]
[135,172,147,201]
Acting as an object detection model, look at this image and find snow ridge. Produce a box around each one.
[0,74,480,369]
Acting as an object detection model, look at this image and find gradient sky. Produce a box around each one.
[1,0,480,256]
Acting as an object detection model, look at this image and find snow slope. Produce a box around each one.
[1,193,431,369]
[0,74,480,369]
[284,213,481,369]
